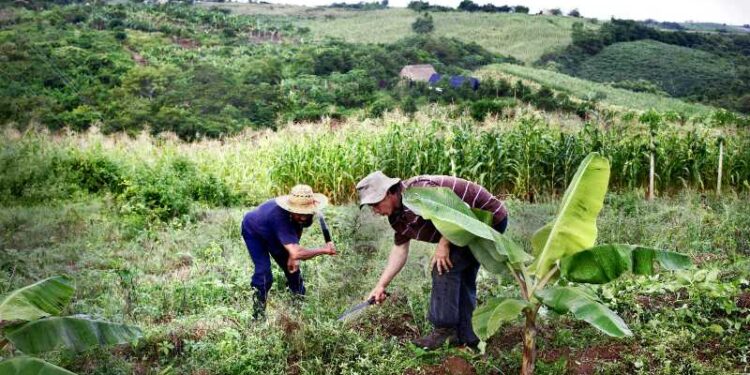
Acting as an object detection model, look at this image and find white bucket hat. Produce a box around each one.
[356,171,401,208]
[276,185,328,215]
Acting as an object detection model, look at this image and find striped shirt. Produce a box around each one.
[388,175,508,246]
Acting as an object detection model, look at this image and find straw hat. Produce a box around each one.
[276,185,328,215]
[356,171,401,208]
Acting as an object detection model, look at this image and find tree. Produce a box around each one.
[457,0,478,12]
[412,12,434,34]
[403,153,692,375]
[549,8,562,16]
[0,276,142,375]
[514,5,529,14]
[568,9,581,17]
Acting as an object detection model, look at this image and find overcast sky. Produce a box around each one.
[259,0,750,25]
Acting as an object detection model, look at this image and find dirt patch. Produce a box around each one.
[692,253,724,266]
[349,294,420,342]
[486,325,523,355]
[276,312,302,336]
[248,29,284,43]
[403,356,476,375]
[173,37,200,49]
[737,291,750,309]
[635,289,688,311]
[132,51,147,66]
[567,344,629,375]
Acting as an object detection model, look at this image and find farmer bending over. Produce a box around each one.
[357,172,508,349]
[241,185,336,318]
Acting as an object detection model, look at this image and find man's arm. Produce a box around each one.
[284,242,336,272]
[368,241,410,303]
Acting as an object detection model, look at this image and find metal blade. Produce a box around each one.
[319,213,332,243]
[337,298,375,321]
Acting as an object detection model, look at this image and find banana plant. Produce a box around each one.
[0,276,142,375]
[403,152,691,375]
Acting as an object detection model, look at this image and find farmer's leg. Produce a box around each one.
[241,227,273,307]
[429,245,476,328]
[456,252,480,345]
[270,249,305,296]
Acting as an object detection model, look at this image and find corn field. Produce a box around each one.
[270,119,750,202]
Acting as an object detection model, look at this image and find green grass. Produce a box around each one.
[1,190,748,374]
[210,4,599,65]
[479,63,717,115]
[577,40,739,97]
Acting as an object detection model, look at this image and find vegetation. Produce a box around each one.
[402,153,692,374]
[0,276,142,374]
[2,2,750,374]
[540,19,750,113]
[577,40,739,98]
[298,7,600,64]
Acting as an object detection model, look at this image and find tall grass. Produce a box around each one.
[3,115,748,209]
[270,119,750,202]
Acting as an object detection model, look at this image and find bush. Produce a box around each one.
[412,12,434,34]
[469,98,515,121]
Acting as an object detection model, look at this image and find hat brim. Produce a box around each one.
[358,178,401,209]
[276,193,328,215]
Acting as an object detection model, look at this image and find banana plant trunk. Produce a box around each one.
[521,306,538,375]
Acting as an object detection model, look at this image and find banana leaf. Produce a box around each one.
[536,286,632,337]
[0,276,74,323]
[5,316,142,354]
[530,153,610,277]
[0,357,76,375]
[560,244,692,284]
[472,298,528,340]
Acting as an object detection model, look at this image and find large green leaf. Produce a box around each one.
[536,286,632,337]
[0,276,74,323]
[0,357,76,375]
[531,153,610,277]
[468,237,509,276]
[5,316,142,354]
[631,246,692,275]
[560,244,692,284]
[403,187,493,246]
[472,298,528,340]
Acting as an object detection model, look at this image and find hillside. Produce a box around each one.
[477,63,716,115]
[576,40,738,98]
[206,3,600,65]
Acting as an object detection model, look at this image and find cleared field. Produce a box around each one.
[478,63,716,115]
[203,3,599,64]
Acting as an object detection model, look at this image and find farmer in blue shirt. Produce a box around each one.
[241,185,336,318]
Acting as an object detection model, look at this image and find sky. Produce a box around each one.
[257,0,750,25]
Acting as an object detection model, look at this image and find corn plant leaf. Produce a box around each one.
[472,298,528,340]
[0,357,76,375]
[0,276,74,323]
[530,153,610,278]
[403,187,493,246]
[5,316,142,354]
[561,244,692,283]
[536,286,632,337]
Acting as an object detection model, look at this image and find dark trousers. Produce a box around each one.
[429,217,508,344]
[241,225,305,303]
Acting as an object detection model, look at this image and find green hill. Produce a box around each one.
[209,3,600,65]
[576,40,738,98]
[477,63,715,115]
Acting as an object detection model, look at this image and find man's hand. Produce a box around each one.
[431,238,453,275]
[324,242,337,256]
[367,285,388,304]
[287,256,300,273]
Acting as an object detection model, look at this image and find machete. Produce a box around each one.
[337,292,389,321]
[318,212,332,243]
